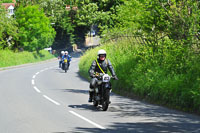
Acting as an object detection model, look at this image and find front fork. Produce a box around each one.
[99,83,111,104]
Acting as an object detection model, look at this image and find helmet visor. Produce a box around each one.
[99,54,106,58]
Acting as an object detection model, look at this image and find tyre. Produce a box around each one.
[64,63,68,73]
[102,89,110,111]
[102,101,108,111]
[93,100,98,107]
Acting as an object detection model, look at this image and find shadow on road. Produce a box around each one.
[70,121,200,133]
[68,104,100,111]
[75,72,89,82]
[62,88,88,94]
[70,51,83,58]
[65,90,200,132]
[54,120,200,133]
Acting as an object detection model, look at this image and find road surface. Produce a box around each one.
[0,54,200,133]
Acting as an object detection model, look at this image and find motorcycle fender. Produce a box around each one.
[64,63,68,69]
[104,83,111,89]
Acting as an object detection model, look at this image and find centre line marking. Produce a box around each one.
[33,86,41,93]
[32,80,35,85]
[43,95,60,106]
[69,111,106,129]
[36,72,40,75]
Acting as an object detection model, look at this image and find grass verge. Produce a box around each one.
[79,38,200,114]
[0,50,55,68]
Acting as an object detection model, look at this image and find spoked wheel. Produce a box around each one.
[102,101,109,111]
[102,89,110,111]
[93,100,98,107]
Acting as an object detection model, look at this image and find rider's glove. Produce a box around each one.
[113,75,118,80]
[91,75,96,78]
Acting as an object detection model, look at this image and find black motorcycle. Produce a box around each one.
[92,73,112,111]
[62,58,68,73]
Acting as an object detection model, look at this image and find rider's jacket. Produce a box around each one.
[88,58,116,78]
[62,55,71,62]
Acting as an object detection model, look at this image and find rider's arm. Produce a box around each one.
[68,55,72,61]
[107,59,116,77]
[88,60,96,78]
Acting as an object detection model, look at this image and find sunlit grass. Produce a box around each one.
[0,50,55,68]
[79,37,200,114]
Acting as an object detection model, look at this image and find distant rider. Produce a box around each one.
[59,51,65,68]
[62,51,72,69]
[88,49,118,102]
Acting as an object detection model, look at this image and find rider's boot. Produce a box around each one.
[88,91,93,102]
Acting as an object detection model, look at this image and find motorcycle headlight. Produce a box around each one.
[102,74,110,82]
[104,77,109,80]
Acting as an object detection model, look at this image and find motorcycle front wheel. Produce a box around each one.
[93,100,98,107]
[102,101,109,111]
[64,63,68,73]
[102,89,110,111]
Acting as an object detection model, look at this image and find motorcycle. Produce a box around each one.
[62,58,68,73]
[92,73,112,111]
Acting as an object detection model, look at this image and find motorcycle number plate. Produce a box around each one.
[102,74,110,82]
[64,59,68,63]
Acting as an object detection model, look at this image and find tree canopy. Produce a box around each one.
[0,4,18,50]
[1,0,200,52]
[15,5,55,52]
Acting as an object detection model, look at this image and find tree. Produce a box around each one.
[15,5,56,52]
[36,0,76,48]
[0,4,18,50]
[76,3,98,28]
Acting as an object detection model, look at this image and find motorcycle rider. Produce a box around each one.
[59,51,65,68]
[88,49,118,102]
[62,51,72,69]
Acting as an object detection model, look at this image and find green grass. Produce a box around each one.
[0,50,55,68]
[79,37,200,114]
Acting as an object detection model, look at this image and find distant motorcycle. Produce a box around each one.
[92,73,112,111]
[62,58,68,73]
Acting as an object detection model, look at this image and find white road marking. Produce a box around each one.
[36,72,40,75]
[69,111,106,129]
[32,75,36,79]
[33,86,41,93]
[43,95,60,105]
[32,80,35,85]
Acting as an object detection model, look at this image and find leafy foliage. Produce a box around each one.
[0,5,18,50]
[2,0,13,3]
[15,5,55,52]
[79,0,200,114]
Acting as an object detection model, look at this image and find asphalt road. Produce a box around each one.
[0,54,200,133]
